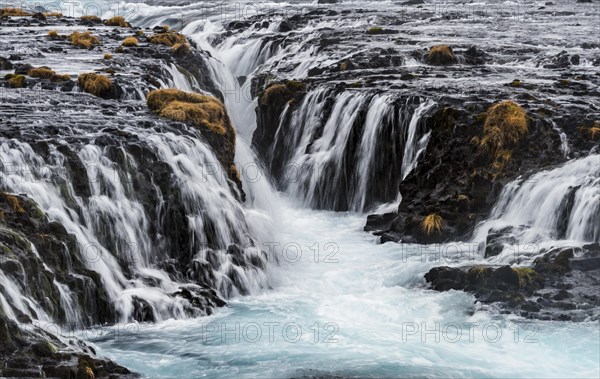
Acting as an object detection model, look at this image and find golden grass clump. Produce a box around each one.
[69,31,101,48]
[80,15,102,23]
[512,267,540,288]
[104,53,113,60]
[1,7,31,17]
[43,12,63,17]
[28,67,54,79]
[149,31,187,47]
[588,127,600,139]
[469,265,492,279]
[77,73,112,97]
[579,122,600,139]
[421,213,444,235]
[147,89,231,135]
[147,88,210,111]
[427,45,455,65]
[172,42,191,56]
[0,192,26,214]
[261,84,288,106]
[27,67,71,82]
[479,101,528,156]
[48,29,60,39]
[122,36,139,47]
[6,74,26,88]
[105,16,129,27]
[260,81,305,106]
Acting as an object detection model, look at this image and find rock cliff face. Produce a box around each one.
[367,97,599,244]
[243,2,600,320]
[0,13,268,377]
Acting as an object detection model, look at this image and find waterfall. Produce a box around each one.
[261,89,434,212]
[402,99,437,180]
[473,154,600,249]
[0,111,272,326]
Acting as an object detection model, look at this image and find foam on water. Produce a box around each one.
[91,204,600,378]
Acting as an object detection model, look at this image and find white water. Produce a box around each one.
[473,154,600,262]
[0,126,273,323]
[91,205,600,379]
[86,4,600,378]
[5,1,600,377]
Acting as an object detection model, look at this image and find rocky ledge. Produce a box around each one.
[425,243,600,321]
[0,11,263,378]
[238,2,600,320]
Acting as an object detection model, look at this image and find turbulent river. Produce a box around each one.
[90,202,600,378]
[5,0,600,377]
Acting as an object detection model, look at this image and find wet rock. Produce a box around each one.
[483,226,518,258]
[424,266,466,291]
[0,315,137,378]
[426,243,600,320]
[0,56,13,70]
[279,20,292,32]
[463,46,489,65]
[544,51,571,69]
[14,63,34,74]
[31,12,46,20]
[424,45,456,65]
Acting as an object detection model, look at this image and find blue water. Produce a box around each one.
[90,207,600,378]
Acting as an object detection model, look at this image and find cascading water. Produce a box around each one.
[0,102,273,325]
[262,89,435,212]
[3,1,600,378]
[473,154,600,258]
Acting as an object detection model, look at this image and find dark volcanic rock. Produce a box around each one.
[0,315,137,378]
[426,245,600,320]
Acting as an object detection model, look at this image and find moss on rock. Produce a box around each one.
[149,31,187,47]
[77,73,112,97]
[104,16,129,27]
[427,45,455,65]
[69,31,100,49]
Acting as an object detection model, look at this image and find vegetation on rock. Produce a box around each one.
[28,67,71,82]
[47,30,60,39]
[421,213,443,235]
[104,16,129,27]
[479,100,528,156]
[427,45,455,65]
[509,79,522,87]
[579,122,600,139]
[260,80,305,106]
[147,89,239,185]
[80,15,102,23]
[122,36,139,47]
[366,27,383,35]
[147,89,231,135]
[513,267,541,288]
[149,31,187,47]
[6,74,25,88]
[77,73,112,97]
[1,7,31,16]
[69,31,101,48]
[0,192,26,214]
[172,42,191,56]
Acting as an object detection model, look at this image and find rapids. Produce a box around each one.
[2,0,599,378]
